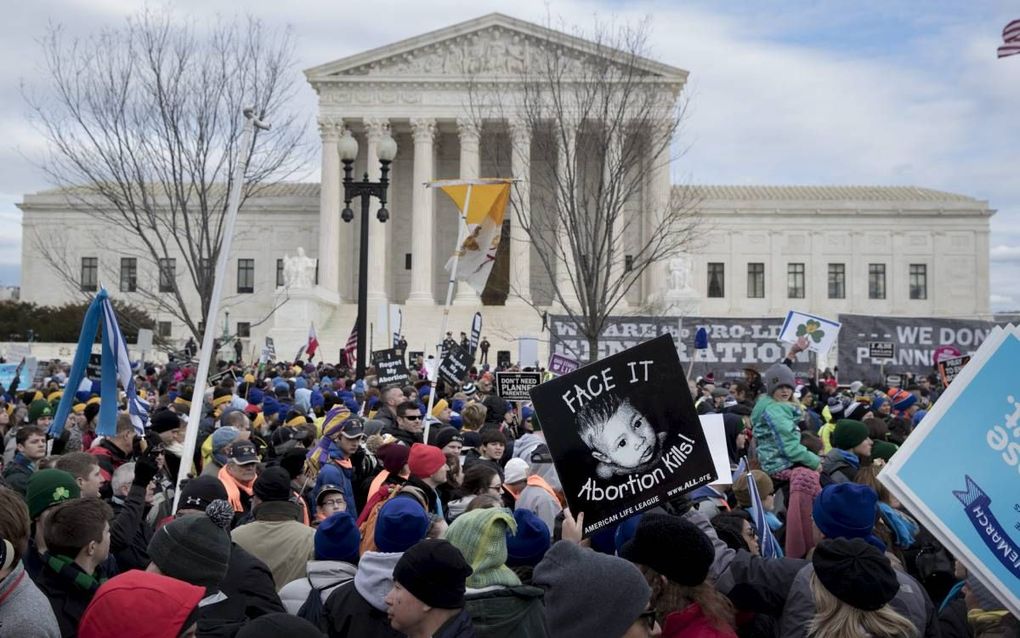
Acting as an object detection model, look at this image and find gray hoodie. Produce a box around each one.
[278,560,357,614]
[353,551,402,612]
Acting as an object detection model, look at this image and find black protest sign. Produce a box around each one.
[438,344,474,386]
[372,349,410,387]
[938,355,971,387]
[87,353,102,379]
[529,334,716,537]
[495,371,542,401]
[869,341,895,360]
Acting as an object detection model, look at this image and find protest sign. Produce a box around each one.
[529,334,717,537]
[264,337,276,360]
[495,371,542,401]
[837,314,1002,382]
[518,337,539,368]
[879,325,1020,617]
[549,315,806,381]
[3,343,30,361]
[937,355,970,387]
[468,312,482,355]
[86,353,102,379]
[438,344,474,387]
[868,341,895,360]
[698,414,733,487]
[0,360,34,390]
[548,352,580,375]
[933,344,963,365]
[372,349,410,387]
[135,328,153,354]
[779,311,840,356]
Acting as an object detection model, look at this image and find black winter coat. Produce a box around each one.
[325,580,402,638]
[35,564,97,637]
[108,485,153,573]
[222,543,285,619]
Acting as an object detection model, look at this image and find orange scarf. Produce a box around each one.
[218,465,255,512]
[525,475,562,506]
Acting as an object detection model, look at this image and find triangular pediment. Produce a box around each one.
[304,13,687,84]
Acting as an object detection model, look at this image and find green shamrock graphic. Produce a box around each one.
[52,486,71,501]
[795,320,825,344]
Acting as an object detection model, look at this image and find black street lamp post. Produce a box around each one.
[338,127,398,380]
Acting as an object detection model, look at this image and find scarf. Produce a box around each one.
[835,449,860,470]
[44,553,105,594]
[878,502,918,548]
[525,475,562,507]
[773,466,821,559]
[218,464,255,512]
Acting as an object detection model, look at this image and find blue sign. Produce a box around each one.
[0,363,33,391]
[881,327,1020,616]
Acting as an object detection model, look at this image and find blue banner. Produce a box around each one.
[953,476,1020,580]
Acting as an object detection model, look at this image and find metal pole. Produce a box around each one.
[356,192,370,380]
[173,108,269,514]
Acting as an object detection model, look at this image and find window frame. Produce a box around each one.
[868,263,887,300]
[80,257,98,292]
[746,262,764,299]
[909,263,928,300]
[119,257,137,293]
[707,262,725,298]
[787,263,805,299]
[237,258,255,294]
[827,263,846,299]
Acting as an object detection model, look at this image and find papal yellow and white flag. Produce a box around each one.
[436,179,512,295]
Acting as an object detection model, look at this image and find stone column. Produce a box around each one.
[645,122,673,305]
[406,117,437,305]
[556,122,579,309]
[364,117,389,304]
[507,117,532,306]
[606,128,628,310]
[453,118,482,306]
[317,117,342,296]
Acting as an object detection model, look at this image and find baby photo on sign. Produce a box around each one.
[529,334,717,537]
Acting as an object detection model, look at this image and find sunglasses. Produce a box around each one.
[401,414,422,421]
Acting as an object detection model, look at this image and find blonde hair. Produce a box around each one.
[808,572,917,638]
[460,402,487,431]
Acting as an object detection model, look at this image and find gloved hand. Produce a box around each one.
[132,452,159,487]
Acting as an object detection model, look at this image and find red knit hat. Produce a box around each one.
[408,443,446,479]
[79,570,204,638]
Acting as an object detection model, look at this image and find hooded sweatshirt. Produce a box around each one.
[0,561,61,637]
[279,560,357,614]
[324,551,403,638]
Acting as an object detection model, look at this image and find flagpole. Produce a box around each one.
[424,182,473,445]
[173,108,269,514]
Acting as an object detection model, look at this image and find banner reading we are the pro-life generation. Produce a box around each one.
[880,325,1020,617]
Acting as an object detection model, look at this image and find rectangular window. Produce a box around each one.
[746,263,764,298]
[158,258,176,293]
[237,322,251,338]
[405,253,413,270]
[827,263,845,299]
[80,257,98,292]
[707,262,725,298]
[119,258,137,292]
[237,258,254,294]
[276,259,284,287]
[157,321,172,338]
[787,263,805,299]
[909,264,927,300]
[869,263,886,299]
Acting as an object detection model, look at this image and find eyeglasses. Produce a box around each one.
[320,498,345,508]
[638,610,658,630]
[488,483,503,492]
[401,414,422,421]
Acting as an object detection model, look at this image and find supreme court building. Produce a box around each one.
[18,14,994,362]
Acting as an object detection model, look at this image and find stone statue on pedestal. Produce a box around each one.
[283,247,317,289]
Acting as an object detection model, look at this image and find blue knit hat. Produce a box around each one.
[812,483,886,552]
[247,388,264,405]
[262,396,280,419]
[506,509,551,567]
[871,396,887,412]
[911,409,927,427]
[892,392,917,412]
[375,496,430,553]
[211,426,240,452]
[315,512,361,563]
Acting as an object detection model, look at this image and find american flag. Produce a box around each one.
[343,323,358,369]
[745,471,783,559]
[999,19,1020,58]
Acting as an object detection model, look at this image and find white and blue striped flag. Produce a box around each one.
[745,470,783,559]
[100,296,149,434]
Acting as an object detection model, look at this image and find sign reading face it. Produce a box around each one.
[868,341,895,360]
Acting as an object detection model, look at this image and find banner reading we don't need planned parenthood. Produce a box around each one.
[880,325,1020,617]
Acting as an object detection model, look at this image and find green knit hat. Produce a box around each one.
[832,419,870,451]
[444,508,520,589]
[871,440,899,463]
[28,400,54,424]
[26,469,81,519]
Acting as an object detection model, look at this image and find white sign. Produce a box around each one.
[136,329,153,354]
[699,414,733,486]
[779,311,841,356]
[518,337,539,368]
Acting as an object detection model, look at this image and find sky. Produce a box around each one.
[1,1,1018,309]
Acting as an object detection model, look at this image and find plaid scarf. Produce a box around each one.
[44,553,105,595]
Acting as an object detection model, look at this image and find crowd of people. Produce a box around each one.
[0,334,1015,637]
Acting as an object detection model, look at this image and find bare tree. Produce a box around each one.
[466,17,700,362]
[25,8,310,342]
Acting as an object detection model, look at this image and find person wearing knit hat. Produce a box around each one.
[432,427,464,457]
[231,467,315,590]
[431,399,452,425]
[780,537,931,638]
[890,390,918,417]
[147,500,248,633]
[751,363,820,476]
[732,470,783,539]
[870,440,898,463]
[811,483,885,552]
[442,507,548,634]
[279,512,360,616]
[871,395,890,417]
[534,539,654,638]
[386,539,474,636]
[77,570,205,638]
[619,513,736,636]
[27,399,54,428]
[26,468,80,520]
[821,419,873,484]
[200,425,242,479]
[506,509,551,571]
[374,496,431,553]
[307,406,363,521]
[407,443,448,519]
